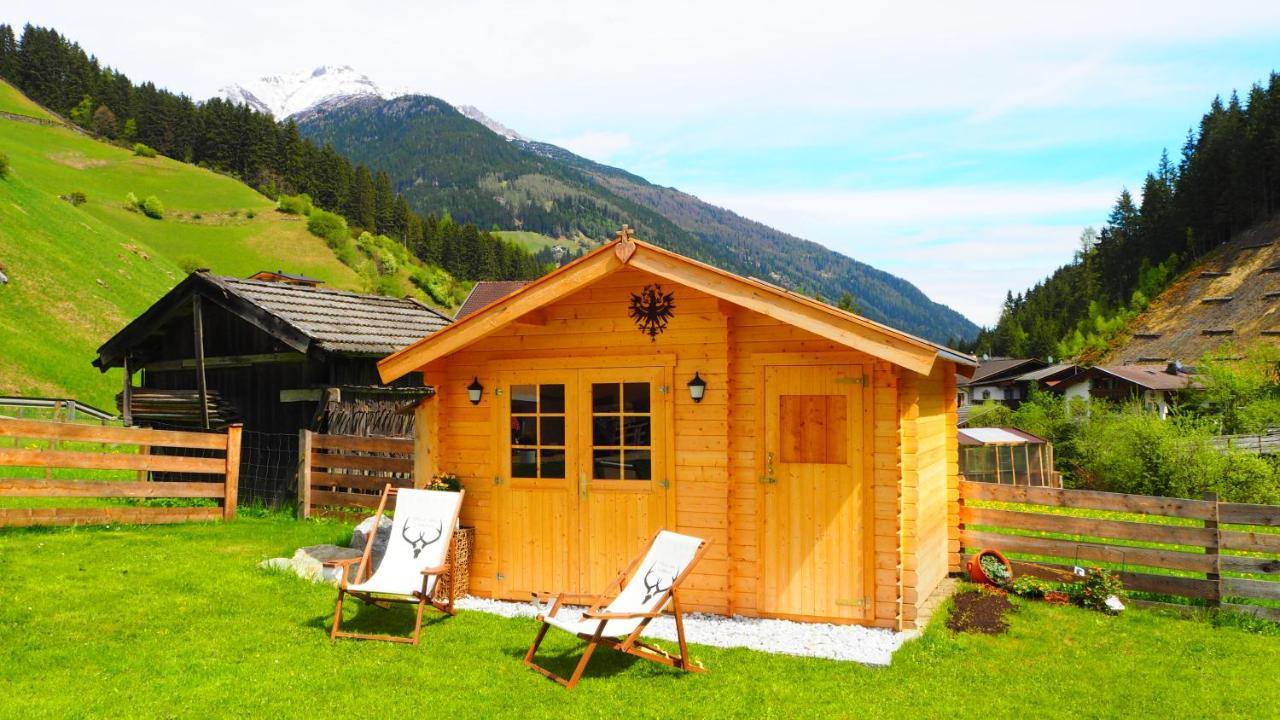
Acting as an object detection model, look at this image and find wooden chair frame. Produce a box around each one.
[523,533,711,690]
[325,484,464,645]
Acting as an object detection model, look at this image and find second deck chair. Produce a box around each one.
[524,530,710,689]
[324,484,464,644]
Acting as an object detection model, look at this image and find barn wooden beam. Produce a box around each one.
[122,354,134,427]
[140,352,303,373]
[192,295,209,430]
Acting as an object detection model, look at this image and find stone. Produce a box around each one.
[350,515,393,571]
[291,544,362,585]
[257,557,292,572]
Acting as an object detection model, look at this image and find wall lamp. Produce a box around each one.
[467,377,484,405]
[687,372,707,403]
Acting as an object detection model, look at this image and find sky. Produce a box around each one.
[9,1,1280,326]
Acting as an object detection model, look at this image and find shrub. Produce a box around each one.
[125,192,140,212]
[0,152,9,179]
[245,209,256,219]
[1073,407,1280,503]
[276,194,313,216]
[140,195,164,220]
[307,209,349,245]
[1067,567,1124,613]
[132,142,157,158]
[62,191,87,206]
[177,257,202,274]
[1008,576,1054,600]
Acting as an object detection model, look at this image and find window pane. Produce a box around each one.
[539,384,565,414]
[540,416,565,446]
[511,449,537,478]
[592,383,620,413]
[622,449,651,480]
[592,449,622,479]
[511,385,538,414]
[540,449,566,479]
[622,416,651,447]
[623,382,650,413]
[511,416,538,445]
[593,416,620,447]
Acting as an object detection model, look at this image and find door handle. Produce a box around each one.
[761,451,777,484]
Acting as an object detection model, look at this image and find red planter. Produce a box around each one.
[967,548,1013,587]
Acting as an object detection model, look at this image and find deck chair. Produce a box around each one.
[325,484,464,645]
[523,530,710,690]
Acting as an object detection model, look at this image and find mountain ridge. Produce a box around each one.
[283,84,978,342]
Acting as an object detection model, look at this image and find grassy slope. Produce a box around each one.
[0,80,372,408]
[0,517,1274,719]
[494,229,598,255]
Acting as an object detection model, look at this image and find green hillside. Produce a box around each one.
[0,80,429,409]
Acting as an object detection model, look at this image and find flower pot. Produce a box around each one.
[967,548,1013,587]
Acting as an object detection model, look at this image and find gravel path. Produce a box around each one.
[455,596,912,666]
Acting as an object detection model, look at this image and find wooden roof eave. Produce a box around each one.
[93,272,314,371]
[377,238,957,382]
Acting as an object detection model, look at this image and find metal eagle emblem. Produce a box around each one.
[629,284,675,341]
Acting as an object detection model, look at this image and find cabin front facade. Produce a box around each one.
[380,232,976,629]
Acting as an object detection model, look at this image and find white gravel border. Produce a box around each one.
[455,596,912,666]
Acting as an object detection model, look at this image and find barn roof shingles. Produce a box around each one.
[218,276,453,355]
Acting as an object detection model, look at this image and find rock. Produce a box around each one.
[350,515,393,571]
[291,544,362,585]
[257,557,292,572]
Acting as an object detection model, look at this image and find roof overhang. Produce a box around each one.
[378,236,976,383]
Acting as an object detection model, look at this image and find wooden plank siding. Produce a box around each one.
[419,266,956,627]
[905,363,951,628]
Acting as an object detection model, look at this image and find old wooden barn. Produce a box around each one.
[379,230,976,629]
[93,271,452,503]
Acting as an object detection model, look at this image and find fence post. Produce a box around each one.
[1203,491,1221,607]
[297,429,313,519]
[224,424,242,520]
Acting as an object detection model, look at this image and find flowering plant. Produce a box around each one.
[428,472,462,492]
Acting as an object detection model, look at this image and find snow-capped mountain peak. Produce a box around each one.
[457,105,526,142]
[218,65,404,120]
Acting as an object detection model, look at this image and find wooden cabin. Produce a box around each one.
[93,271,452,504]
[379,230,977,630]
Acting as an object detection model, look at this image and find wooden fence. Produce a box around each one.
[296,430,414,518]
[0,418,241,526]
[1209,430,1280,456]
[959,480,1280,621]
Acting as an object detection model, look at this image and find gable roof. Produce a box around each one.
[962,358,1047,386]
[378,235,976,383]
[455,280,532,320]
[1056,364,1200,392]
[95,272,453,370]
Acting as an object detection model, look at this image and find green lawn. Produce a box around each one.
[0,518,1275,718]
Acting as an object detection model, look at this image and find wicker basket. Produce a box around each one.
[433,526,474,601]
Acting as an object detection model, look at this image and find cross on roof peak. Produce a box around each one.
[615,225,635,243]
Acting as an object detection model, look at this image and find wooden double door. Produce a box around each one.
[759,363,873,622]
[495,367,671,598]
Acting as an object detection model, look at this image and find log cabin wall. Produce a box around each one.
[900,363,954,629]
[419,265,960,628]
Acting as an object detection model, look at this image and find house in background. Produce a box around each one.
[956,357,1047,419]
[93,270,452,503]
[455,280,531,319]
[379,231,977,631]
[1054,363,1199,419]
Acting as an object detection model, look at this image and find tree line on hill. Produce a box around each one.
[0,23,546,283]
[967,71,1280,360]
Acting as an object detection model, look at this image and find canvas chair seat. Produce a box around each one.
[347,572,439,598]
[327,485,464,645]
[542,611,644,639]
[524,530,709,689]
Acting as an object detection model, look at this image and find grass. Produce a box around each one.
[0,79,460,409]
[494,229,599,255]
[0,518,1276,718]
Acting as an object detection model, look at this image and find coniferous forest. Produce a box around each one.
[968,72,1280,360]
[0,23,546,282]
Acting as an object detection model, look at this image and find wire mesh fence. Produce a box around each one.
[147,422,298,508]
